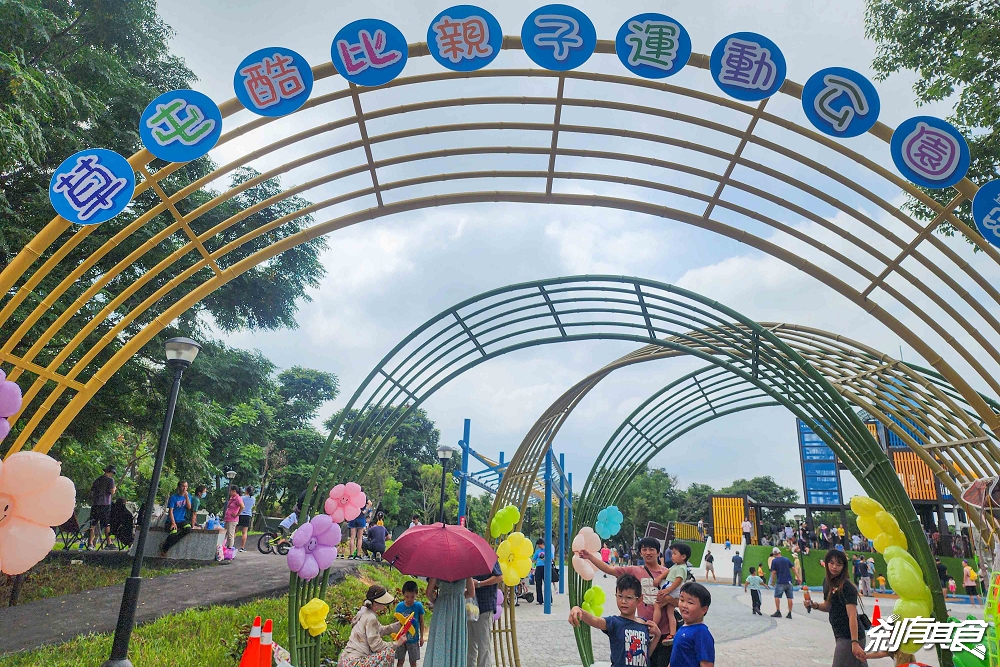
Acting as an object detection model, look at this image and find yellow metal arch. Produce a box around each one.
[1,38,996,458]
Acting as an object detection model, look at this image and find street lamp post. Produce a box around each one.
[103,337,201,667]
[436,445,455,524]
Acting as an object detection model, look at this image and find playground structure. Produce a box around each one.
[454,418,573,613]
[1,11,998,667]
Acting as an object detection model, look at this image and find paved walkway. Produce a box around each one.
[0,549,353,654]
[514,575,984,667]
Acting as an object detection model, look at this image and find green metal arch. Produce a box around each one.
[290,275,941,667]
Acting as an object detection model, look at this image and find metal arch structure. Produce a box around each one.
[292,273,939,667]
[1,38,999,463]
[499,322,1000,665]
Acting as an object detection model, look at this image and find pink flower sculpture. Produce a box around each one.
[0,370,23,443]
[0,451,76,575]
[287,514,341,581]
[324,482,366,523]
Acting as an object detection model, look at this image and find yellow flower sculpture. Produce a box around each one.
[496,531,534,586]
[298,597,330,637]
[851,496,931,653]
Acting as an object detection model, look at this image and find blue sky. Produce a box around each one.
[154,0,986,506]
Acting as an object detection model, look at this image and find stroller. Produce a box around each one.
[108,499,135,550]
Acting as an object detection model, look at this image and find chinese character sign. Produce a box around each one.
[235,47,313,117]
[972,180,1000,249]
[865,614,988,658]
[49,148,135,225]
[615,13,690,79]
[710,32,786,101]
[332,18,408,87]
[802,67,880,138]
[890,116,970,189]
[427,5,502,72]
[521,4,596,71]
[139,89,222,163]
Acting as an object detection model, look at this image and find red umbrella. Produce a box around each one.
[383,523,498,581]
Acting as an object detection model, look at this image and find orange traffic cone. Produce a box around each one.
[872,599,881,625]
[258,619,273,667]
[239,616,261,667]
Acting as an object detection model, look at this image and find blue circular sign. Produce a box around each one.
[521,4,596,71]
[139,89,222,163]
[710,32,786,101]
[49,148,136,225]
[801,67,880,138]
[427,6,502,72]
[615,13,691,79]
[234,47,313,117]
[890,116,970,189]
[972,180,1000,249]
[332,19,408,87]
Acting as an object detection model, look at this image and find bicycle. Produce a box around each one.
[257,513,296,555]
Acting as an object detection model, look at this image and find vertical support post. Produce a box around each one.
[544,448,553,615]
[458,419,470,523]
[559,453,566,595]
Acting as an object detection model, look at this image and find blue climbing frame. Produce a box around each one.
[454,418,572,614]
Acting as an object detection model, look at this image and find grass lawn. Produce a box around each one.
[0,566,428,667]
[674,539,705,566]
[0,561,187,606]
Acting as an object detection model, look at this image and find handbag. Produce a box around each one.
[851,587,872,633]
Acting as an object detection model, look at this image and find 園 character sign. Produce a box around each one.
[48,148,135,225]
[615,13,691,79]
[521,4,596,71]
[427,5,502,72]
[972,180,1000,250]
[235,47,314,117]
[332,18,408,87]
[710,31,786,102]
[138,89,222,163]
[801,67,880,138]
[890,116,970,189]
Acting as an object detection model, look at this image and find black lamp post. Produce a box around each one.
[436,444,455,524]
[103,337,200,667]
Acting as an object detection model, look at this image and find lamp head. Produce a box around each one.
[165,337,201,368]
[436,444,455,462]
[225,470,237,480]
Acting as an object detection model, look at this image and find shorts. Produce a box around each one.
[773,582,794,599]
[966,585,978,596]
[395,642,420,663]
[90,504,111,528]
[705,562,714,571]
[348,516,367,529]
[237,514,251,528]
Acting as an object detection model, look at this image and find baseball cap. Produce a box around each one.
[772,547,781,555]
[104,464,117,474]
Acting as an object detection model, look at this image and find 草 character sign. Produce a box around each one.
[49,148,135,225]
[235,47,313,117]
[427,5,502,72]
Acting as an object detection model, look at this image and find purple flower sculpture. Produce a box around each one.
[287,513,341,581]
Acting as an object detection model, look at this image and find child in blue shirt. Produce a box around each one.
[670,582,715,667]
[569,574,660,667]
[394,580,425,667]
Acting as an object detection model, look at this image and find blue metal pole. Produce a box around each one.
[457,419,470,524]
[568,472,573,551]
[558,453,566,595]
[544,448,553,615]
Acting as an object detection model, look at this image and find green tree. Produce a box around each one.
[677,482,716,525]
[865,0,999,233]
[418,463,458,524]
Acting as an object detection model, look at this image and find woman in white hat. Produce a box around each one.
[339,584,406,667]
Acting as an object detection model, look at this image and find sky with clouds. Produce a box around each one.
[153,0,991,509]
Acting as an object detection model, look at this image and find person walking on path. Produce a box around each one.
[190,485,207,529]
[805,549,867,667]
[87,464,117,549]
[532,539,550,605]
[936,557,950,597]
[731,551,743,586]
[469,561,503,667]
[600,543,611,578]
[963,560,982,604]
[238,486,255,551]
[854,557,871,597]
[742,518,752,546]
[160,481,192,556]
[339,584,405,667]
[579,537,670,667]
[768,547,796,618]
[223,486,244,549]
[744,567,767,615]
[424,576,476,667]
[703,550,716,582]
